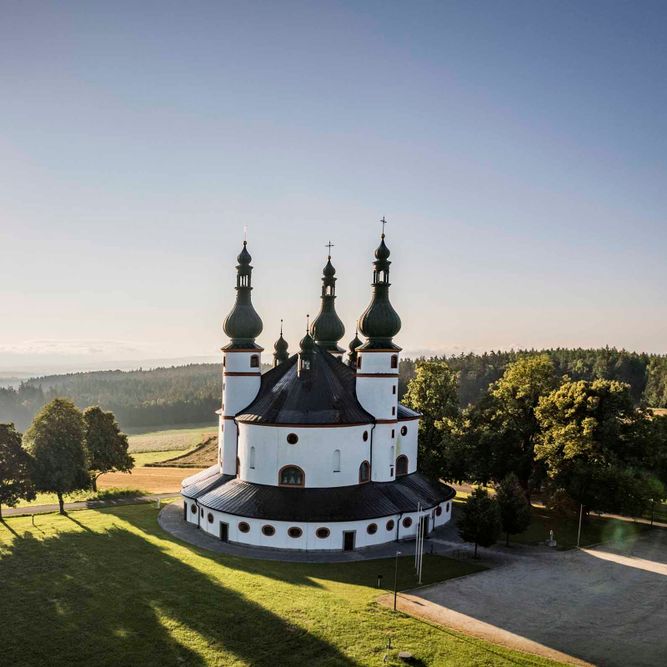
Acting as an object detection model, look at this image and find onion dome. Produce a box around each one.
[347,330,362,367]
[222,241,263,349]
[298,318,315,377]
[273,320,289,367]
[357,230,402,350]
[310,246,345,353]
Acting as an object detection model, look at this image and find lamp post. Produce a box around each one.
[393,550,402,611]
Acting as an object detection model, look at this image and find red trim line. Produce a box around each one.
[375,419,399,425]
[223,416,236,420]
[221,347,265,353]
[235,421,371,428]
[223,372,261,377]
[397,416,420,421]
[355,373,398,378]
[357,347,402,353]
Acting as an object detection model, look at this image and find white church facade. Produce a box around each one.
[181,229,455,551]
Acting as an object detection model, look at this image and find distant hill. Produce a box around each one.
[1,349,665,433]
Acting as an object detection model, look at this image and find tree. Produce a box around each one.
[403,360,459,480]
[457,487,502,558]
[23,398,89,515]
[0,423,35,519]
[83,406,134,491]
[495,474,532,545]
[535,379,664,516]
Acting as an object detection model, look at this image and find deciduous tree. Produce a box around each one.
[0,423,35,519]
[457,487,502,558]
[495,473,531,545]
[23,399,88,515]
[84,406,134,491]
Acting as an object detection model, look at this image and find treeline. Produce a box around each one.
[399,348,667,407]
[0,349,665,432]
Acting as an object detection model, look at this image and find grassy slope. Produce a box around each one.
[0,504,558,667]
[127,426,217,453]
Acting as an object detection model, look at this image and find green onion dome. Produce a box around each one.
[347,331,363,367]
[273,320,289,366]
[357,233,401,349]
[310,254,345,353]
[223,241,263,348]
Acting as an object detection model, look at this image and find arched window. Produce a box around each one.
[359,460,370,483]
[396,455,408,476]
[250,354,259,368]
[249,446,256,470]
[357,356,362,369]
[391,355,398,369]
[401,425,407,436]
[332,449,341,473]
[279,465,305,487]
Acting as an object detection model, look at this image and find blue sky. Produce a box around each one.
[1,1,666,372]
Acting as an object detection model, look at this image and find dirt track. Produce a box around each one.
[97,467,204,493]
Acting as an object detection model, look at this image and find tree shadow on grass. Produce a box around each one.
[0,524,357,666]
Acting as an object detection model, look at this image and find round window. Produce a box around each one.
[207,513,213,523]
[363,430,369,442]
[190,504,197,514]
[402,517,413,528]
[401,425,407,436]
[435,506,442,517]
[262,525,275,536]
[286,433,299,444]
[386,519,395,531]
[367,523,378,535]
[288,527,303,538]
[238,522,250,533]
[316,527,330,539]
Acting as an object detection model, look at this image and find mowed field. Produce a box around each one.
[0,503,560,666]
[127,425,217,453]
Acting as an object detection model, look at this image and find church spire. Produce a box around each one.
[273,319,289,367]
[357,220,401,349]
[222,240,263,349]
[347,328,362,367]
[310,242,345,353]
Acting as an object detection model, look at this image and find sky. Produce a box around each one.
[1,1,666,374]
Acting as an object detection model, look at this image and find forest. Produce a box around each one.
[1,348,665,432]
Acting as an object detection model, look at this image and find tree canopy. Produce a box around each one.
[0,423,35,518]
[457,487,502,558]
[495,474,532,545]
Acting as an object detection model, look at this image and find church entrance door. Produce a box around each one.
[219,522,229,542]
[343,531,355,551]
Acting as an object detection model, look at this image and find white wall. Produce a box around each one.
[355,351,399,421]
[395,419,419,475]
[238,422,373,487]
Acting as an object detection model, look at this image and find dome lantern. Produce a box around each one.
[310,242,345,353]
[273,319,290,367]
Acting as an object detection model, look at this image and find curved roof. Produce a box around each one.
[192,472,455,522]
[236,345,374,426]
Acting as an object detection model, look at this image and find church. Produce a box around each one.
[181,227,455,552]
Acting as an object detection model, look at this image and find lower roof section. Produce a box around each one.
[189,472,455,522]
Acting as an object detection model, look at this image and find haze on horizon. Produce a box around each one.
[1,1,666,376]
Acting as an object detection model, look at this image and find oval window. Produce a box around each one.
[190,504,197,514]
[286,433,299,444]
[367,523,378,535]
[288,527,303,538]
[316,527,330,539]
[401,425,407,436]
[402,517,413,528]
[435,506,442,517]
[262,525,275,536]
[386,519,395,531]
[363,430,369,442]
[207,513,213,523]
[238,522,250,533]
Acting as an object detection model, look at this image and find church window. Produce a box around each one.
[238,522,250,533]
[386,519,395,531]
[402,517,413,528]
[200,508,204,517]
[250,355,259,368]
[401,425,407,436]
[262,525,275,536]
[396,455,408,476]
[367,523,377,535]
[207,513,213,523]
[391,429,395,438]
[236,457,240,476]
[279,465,305,487]
[446,502,451,512]
[357,356,362,369]
[316,527,330,539]
[332,449,341,472]
[286,433,299,445]
[363,430,369,442]
[391,355,398,369]
[359,460,370,483]
[435,506,442,517]
[392,406,396,416]
[223,358,226,368]
[249,446,256,469]
[191,504,197,514]
[288,527,303,539]
[392,385,396,395]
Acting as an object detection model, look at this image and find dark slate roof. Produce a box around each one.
[397,403,420,420]
[196,473,455,522]
[182,466,234,499]
[236,345,374,425]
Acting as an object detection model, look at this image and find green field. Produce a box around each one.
[127,425,217,454]
[0,504,559,666]
[132,449,187,466]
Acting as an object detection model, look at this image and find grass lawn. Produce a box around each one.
[127,425,217,453]
[0,504,560,666]
[132,449,187,466]
[11,487,147,510]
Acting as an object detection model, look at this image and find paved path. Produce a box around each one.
[389,529,667,667]
[2,493,178,518]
